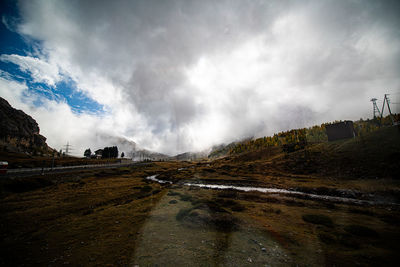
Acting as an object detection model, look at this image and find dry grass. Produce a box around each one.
[0,150,126,168]
[0,138,399,266]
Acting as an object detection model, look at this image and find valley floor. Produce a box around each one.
[0,160,399,266]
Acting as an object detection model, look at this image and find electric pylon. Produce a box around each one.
[370,98,381,119]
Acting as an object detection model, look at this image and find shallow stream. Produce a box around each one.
[146,175,397,206]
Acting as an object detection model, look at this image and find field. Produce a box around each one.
[0,126,399,266]
[0,151,125,169]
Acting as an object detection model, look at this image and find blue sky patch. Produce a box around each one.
[55,79,105,114]
[0,0,104,115]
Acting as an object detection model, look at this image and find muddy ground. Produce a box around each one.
[1,158,399,266]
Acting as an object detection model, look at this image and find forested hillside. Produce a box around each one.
[219,114,399,156]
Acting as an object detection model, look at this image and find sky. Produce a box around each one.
[0,0,399,156]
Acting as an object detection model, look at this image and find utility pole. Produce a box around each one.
[385,94,395,125]
[63,142,73,156]
[380,94,395,125]
[370,98,381,119]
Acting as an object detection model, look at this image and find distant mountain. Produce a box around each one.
[0,97,54,155]
[92,133,170,160]
[132,149,169,161]
[93,133,137,158]
[170,151,208,161]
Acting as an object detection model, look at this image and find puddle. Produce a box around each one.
[147,175,172,184]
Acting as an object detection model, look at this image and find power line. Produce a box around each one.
[63,142,73,156]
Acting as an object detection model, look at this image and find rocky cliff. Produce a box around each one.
[0,97,52,154]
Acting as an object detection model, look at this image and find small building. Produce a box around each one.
[325,121,356,142]
[94,149,103,159]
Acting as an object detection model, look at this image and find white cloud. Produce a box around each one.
[0,0,399,155]
[0,76,28,107]
[0,76,124,156]
[0,54,61,86]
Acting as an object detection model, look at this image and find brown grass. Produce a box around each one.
[0,152,399,266]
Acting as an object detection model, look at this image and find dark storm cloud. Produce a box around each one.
[4,0,400,153]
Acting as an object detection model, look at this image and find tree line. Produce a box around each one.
[228,114,399,155]
[84,146,123,159]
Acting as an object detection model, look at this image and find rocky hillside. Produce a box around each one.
[0,97,53,155]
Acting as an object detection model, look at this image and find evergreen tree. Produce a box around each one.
[84,148,91,158]
[101,146,119,158]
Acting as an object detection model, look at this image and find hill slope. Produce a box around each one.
[0,97,53,155]
[274,126,400,179]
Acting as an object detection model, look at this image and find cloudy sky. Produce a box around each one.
[0,0,399,156]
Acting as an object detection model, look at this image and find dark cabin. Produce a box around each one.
[325,121,356,141]
[94,149,103,159]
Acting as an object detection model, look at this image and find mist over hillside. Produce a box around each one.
[1,0,399,155]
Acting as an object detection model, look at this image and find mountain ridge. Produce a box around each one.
[0,97,54,155]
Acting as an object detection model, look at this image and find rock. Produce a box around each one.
[0,97,53,153]
[247,257,252,263]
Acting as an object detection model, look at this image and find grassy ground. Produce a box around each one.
[0,150,125,169]
[0,127,399,266]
